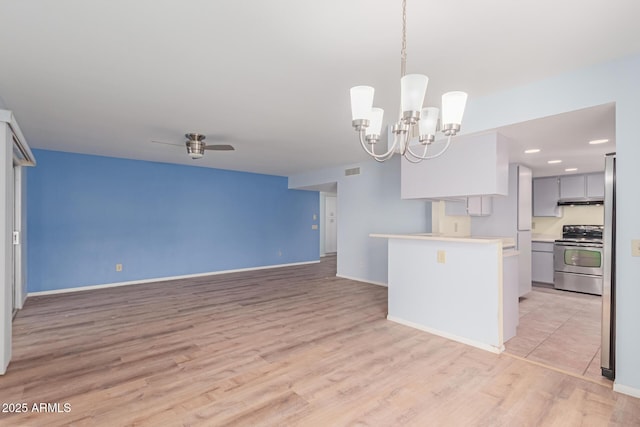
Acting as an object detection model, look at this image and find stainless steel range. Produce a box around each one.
[554,225,604,295]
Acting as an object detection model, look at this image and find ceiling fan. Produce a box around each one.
[151,133,235,159]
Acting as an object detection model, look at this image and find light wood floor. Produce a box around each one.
[505,284,608,385]
[2,256,640,426]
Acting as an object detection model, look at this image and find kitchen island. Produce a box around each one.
[370,233,519,353]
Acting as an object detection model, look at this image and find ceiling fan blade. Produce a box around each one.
[204,144,235,151]
[151,140,184,147]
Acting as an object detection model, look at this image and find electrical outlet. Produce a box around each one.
[116,263,123,272]
[311,224,318,230]
[454,222,458,233]
[632,240,640,257]
[437,250,446,264]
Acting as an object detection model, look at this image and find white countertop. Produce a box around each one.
[503,249,521,257]
[370,233,516,249]
[532,234,558,243]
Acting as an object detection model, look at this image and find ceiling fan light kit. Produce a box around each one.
[184,133,205,160]
[350,0,468,163]
[186,133,206,159]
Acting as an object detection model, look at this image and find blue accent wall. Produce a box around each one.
[27,150,319,292]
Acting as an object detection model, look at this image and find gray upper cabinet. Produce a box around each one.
[586,173,605,197]
[444,196,493,217]
[559,172,605,199]
[533,176,561,217]
[560,175,586,199]
[467,196,493,216]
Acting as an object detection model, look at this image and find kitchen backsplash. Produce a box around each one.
[432,201,471,236]
[533,205,604,237]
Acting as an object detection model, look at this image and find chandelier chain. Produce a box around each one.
[400,0,407,78]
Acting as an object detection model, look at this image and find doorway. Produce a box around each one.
[324,195,337,254]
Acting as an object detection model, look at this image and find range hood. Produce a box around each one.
[557,198,604,206]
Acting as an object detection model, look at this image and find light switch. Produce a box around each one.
[311,224,318,230]
[437,250,446,264]
[313,214,317,220]
[632,240,640,257]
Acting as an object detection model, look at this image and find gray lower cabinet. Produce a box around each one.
[531,241,554,284]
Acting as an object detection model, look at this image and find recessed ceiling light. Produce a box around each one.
[524,149,541,154]
[565,168,578,172]
[589,139,609,145]
[548,160,562,164]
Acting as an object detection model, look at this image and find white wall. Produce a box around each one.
[460,54,640,395]
[289,157,431,285]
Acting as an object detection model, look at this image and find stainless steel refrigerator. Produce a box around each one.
[601,153,616,379]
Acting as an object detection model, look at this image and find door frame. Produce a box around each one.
[320,192,337,256]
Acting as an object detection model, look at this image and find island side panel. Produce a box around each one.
[387,238,502,351]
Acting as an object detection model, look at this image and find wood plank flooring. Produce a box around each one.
[1,256,639,426]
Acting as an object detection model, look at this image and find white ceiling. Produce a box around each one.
[0,0,637,176]
[495,103,615,177]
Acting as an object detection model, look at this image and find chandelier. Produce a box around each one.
[349,0,468,163]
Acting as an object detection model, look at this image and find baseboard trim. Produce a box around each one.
[613,383,640,398]
[27,260,320,297]
[336,274,387,287]
[321,252,336,258]
[387,315,503,354]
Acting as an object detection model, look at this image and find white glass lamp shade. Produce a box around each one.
[419,107,439,136]
[350,86,375,121]
[441,91,468,125]
[187,143,205,159]
[400,74,428,112]
[365,108,384,136]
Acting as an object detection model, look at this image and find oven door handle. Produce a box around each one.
[555,242,603,248]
